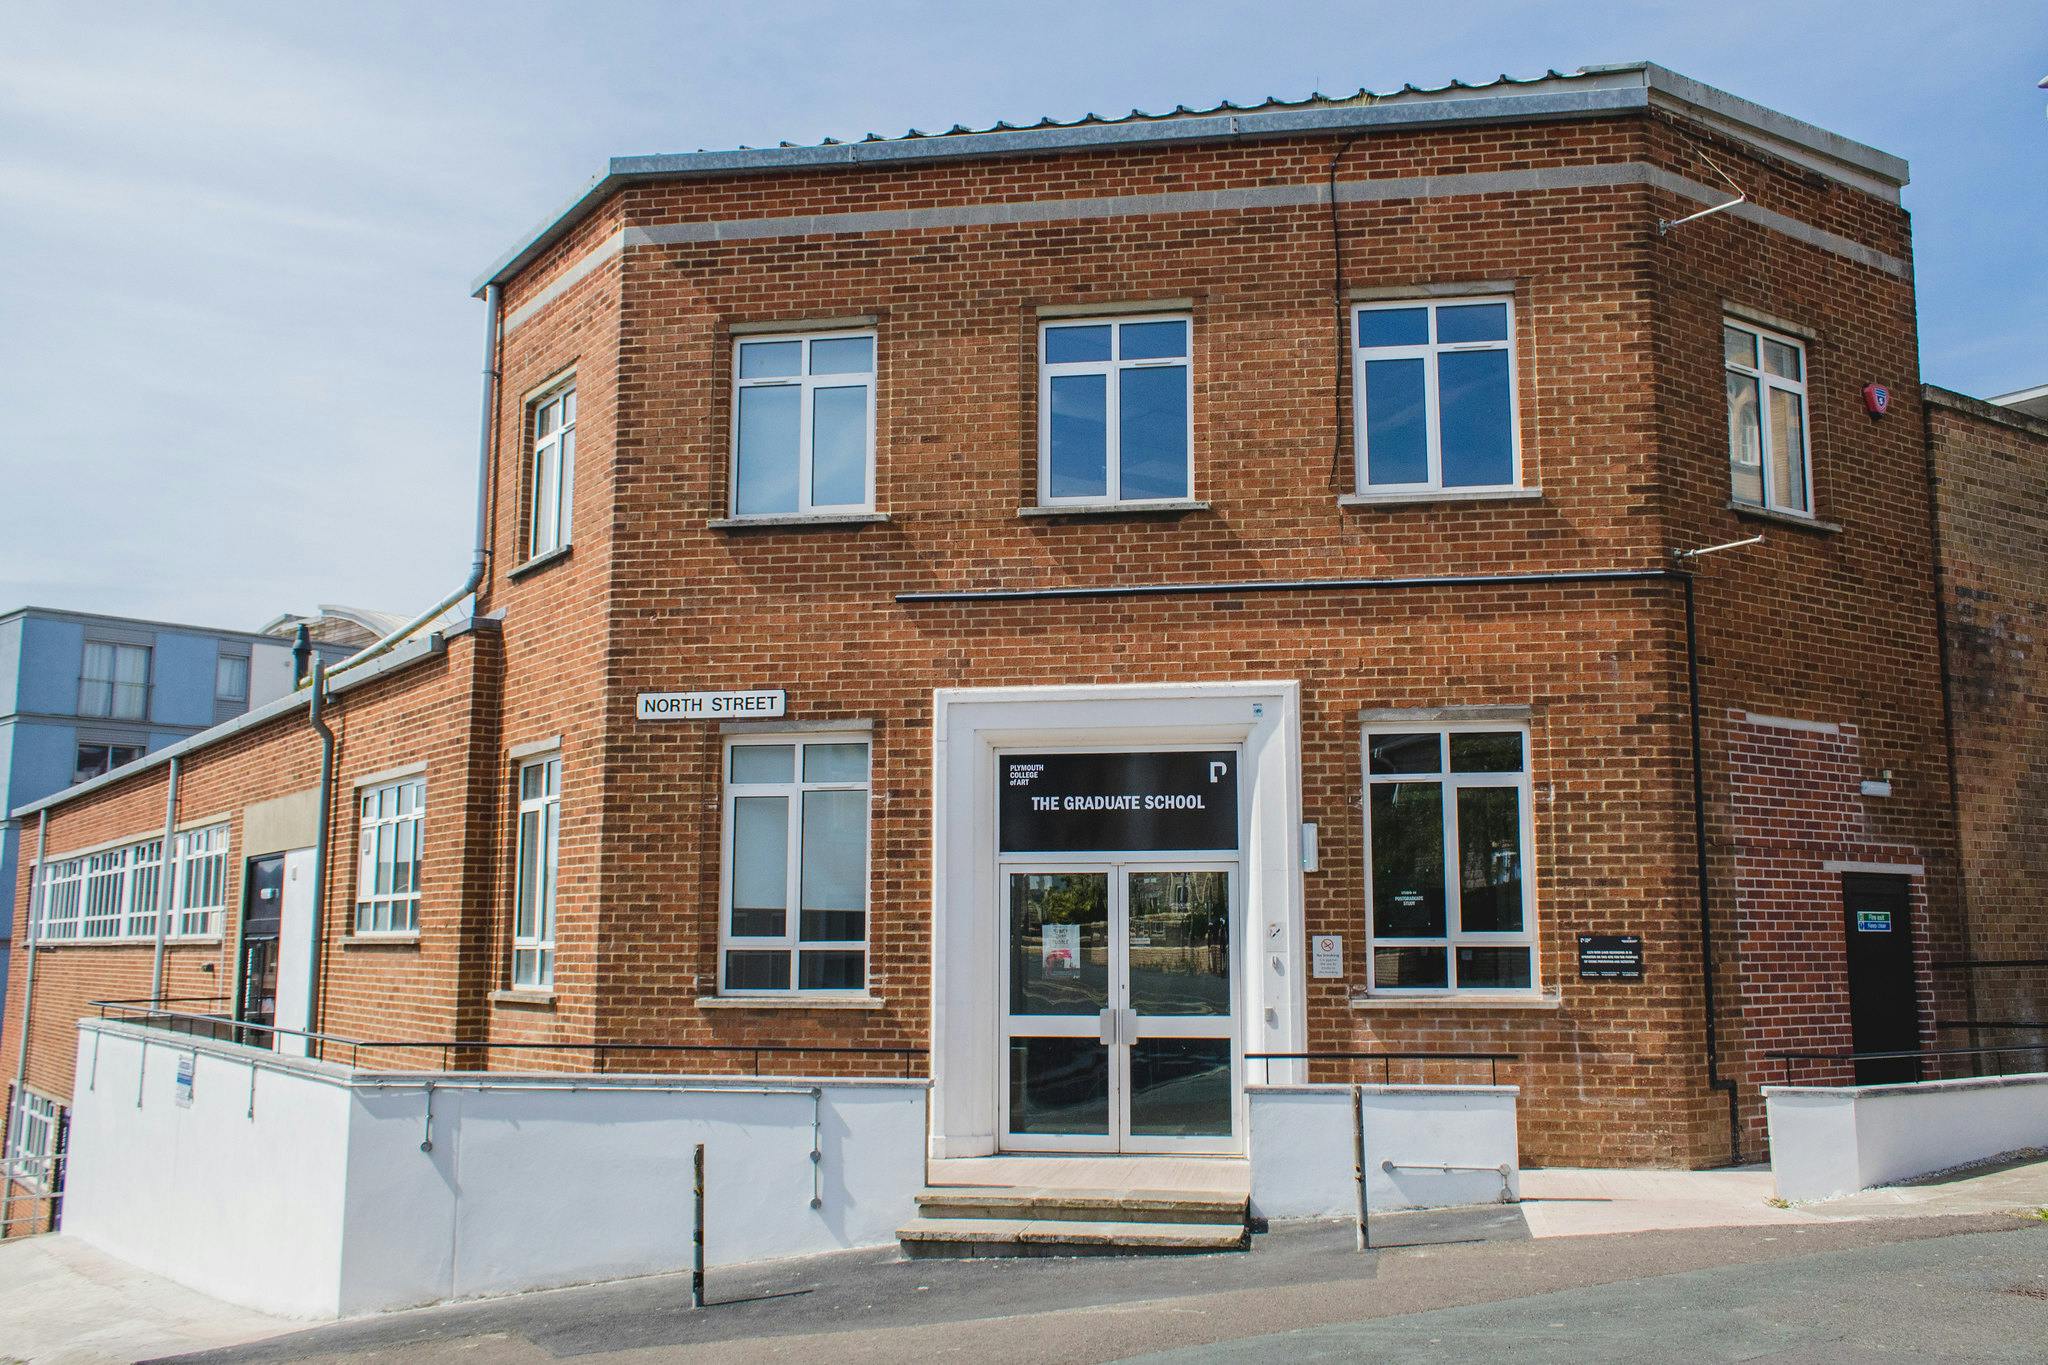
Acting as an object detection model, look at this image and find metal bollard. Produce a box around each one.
[691,1143,706,1309]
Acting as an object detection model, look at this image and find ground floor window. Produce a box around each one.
[721,735,870,993]
[356,776,425,934]
[512,755,561,989]
[5,1089,60,1191]
[1363,726,1536,993]
[171,825,229,937]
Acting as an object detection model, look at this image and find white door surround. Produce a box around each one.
[929,682,1306,1159]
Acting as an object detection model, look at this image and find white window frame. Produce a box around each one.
[729,330,877,518]
[215,652,250,703]
[170,824,229,939]
[73,740,144,785]
[355,776,426,936]
[511,754,561,990]
[34,835,166,943]
[718,734,871,996]
[5,1089,60,1192]
[1362,724,1539,997]
[1351,297,1522,495]
[78,641,151,721]
[1036,313,1194,507]
[528,382,576,558]
[1722,317,1814,517]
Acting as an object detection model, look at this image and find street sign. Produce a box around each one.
[636,690,785,721]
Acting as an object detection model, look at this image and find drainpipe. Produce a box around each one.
[324,283,502,684]
[303,663,335,1053]
[1679,574,1743,1165]
[148,757,180,1004]
[7,812,47,1225]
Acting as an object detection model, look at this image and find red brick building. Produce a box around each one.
[11,63,2027,1221]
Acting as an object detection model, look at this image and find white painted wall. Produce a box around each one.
[1765,1072,2048,1203]
[65,1022,930,1319]
[1248,1083,1520,1220]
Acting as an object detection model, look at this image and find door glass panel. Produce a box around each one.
[1009,1037,1110,1135]
[1126,871,1230,1016]
[1128,1038,1232,1137]
[1009,872,1110,1015]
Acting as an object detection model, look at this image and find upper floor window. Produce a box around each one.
[1353,299,1519,493]
[731,332,875,517]
[73,741,144,785]
[34,830,179,943]
[528,383,576,558]
[215,653,250,703]
[512,755,561,989]
[171,824,229,937]
[721,736,870,994]
[1723,320,1810,515]
[356,776,425,935]
[79,641,150,720]
[1038,316,1191,505]
[1364,727,1535,995]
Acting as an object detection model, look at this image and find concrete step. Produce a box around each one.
[915,1185,1247,1225]
[896,1215,1249,1258]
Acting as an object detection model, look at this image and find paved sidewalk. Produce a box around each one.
[0,1234,292,1364]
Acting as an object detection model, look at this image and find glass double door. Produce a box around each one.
[1003,864,1238,1153]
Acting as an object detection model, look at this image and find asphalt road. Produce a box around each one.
[169,1211,2046,1364]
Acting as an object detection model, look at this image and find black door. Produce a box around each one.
[1841,873,1918,1084]
[237,854,285,1047]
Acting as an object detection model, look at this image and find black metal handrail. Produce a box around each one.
[90,1001,929,1079]
[1246,1049,1520,1087]
[1765,1042,2048,1086]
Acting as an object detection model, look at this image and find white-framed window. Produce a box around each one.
[33,836,163,942]
[720,735,870,994]
[215,652,250,703]
[5,1089,61,1192]
[171,824,229,938]
[731,331,876,517]
[355,777,425,935]
[1723,319,1811,515]
[1363,726,1537,995]
[73,740,144,785]
[79,641,151,720]
[528,383,576,558]
[1037,314,1192,505]
[511,755,560,989]
[1353,298,1520,493]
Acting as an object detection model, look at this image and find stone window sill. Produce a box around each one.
[695,994,887,1011]
[490,989,556,1009]
[341,934,420,949]
[1339,487,1542,508]
[1018,500,1209,518]
[507,544,573,581]
[1729,502,1842,534]
[1349,992,1564,1011]
[707,513,891,530]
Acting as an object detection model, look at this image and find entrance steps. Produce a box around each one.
[897,1186,1250,1257]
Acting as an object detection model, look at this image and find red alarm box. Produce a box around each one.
[1863,383,1891,416]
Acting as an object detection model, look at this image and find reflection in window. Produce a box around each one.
[1354,299,1519,492]
[1039,316,1191,504]
[732,332,876,517]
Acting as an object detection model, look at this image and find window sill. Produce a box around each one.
[490,989,556,1009]
[695,994,887,1011]
[507,544,573,580]
[1349,992,1563,1011]
[1728,502,1842,535]
[342,934,420,949]
[39,935,224,949]
[707,513,891,530]
[1339,487,1542,507]
[1018,499,1209,518]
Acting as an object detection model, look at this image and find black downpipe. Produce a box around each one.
[898,564,1742,1163]
[304,661,336,1052]
[1681,574,1743,1164]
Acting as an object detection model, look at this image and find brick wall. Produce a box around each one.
[1925,389,2048,1064]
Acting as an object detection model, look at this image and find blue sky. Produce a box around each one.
[2,1,2042,627]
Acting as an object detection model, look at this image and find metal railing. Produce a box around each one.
[91,1001,929,1079]
[1765,1042,2048,1086]
[1245,1049,1520,1088]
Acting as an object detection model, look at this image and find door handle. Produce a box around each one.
[1099,1008,1118,1045]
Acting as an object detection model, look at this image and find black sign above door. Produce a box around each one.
[1000,751,1238,853]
